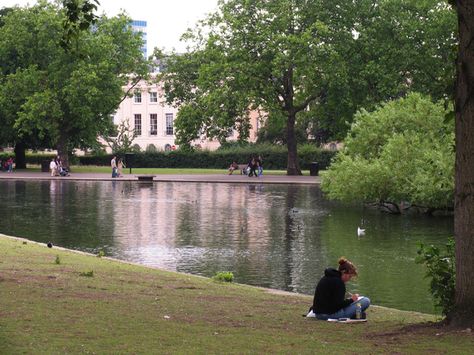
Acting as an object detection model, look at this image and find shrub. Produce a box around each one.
[77,144,336,170]
[415,238,455,316]
[1,153,56,165]
[212,271,234,283]
[322,93,454,211]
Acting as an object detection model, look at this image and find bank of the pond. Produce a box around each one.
[0,169,320,185]
[1,234,472,354]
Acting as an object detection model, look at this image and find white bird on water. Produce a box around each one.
[357,227,366,237]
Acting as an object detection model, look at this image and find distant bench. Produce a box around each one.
[137,175,155,181]
[229,164,248,175]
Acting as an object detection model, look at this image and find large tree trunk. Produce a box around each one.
[56,134,70,168]
[286,112,302,175]
[451,0,474,328]
[14,142,26,169]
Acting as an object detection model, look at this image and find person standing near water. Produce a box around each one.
[307,257,370,320]
[49,158,58,177]
[117,158,125,177]
[111,156,117,178]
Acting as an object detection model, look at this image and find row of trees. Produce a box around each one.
[158,0,456,175]
[0,0,149,167]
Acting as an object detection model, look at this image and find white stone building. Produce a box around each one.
[113,79,178,151]
[112,78,261,152]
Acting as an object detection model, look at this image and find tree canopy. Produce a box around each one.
[160,0,345,175]
[304,0,457,143]
[0,0,149,165]
[158,0,456,175]
[321,93,454,213]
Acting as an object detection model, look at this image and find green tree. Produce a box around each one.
[321,93,454,213]
[304,0,456,143]
[0,5,42,168]
[160,0,344,175]
[0,1,149,166]
[159,0,456,175]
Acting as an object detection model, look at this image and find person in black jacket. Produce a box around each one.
[247,157,258,177]
[307,257,370,320]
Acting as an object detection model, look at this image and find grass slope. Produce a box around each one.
[0,235,472,354]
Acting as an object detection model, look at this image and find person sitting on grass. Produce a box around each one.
[307,257,370,320]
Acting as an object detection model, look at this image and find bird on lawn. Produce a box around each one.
[357,227,365,237]
[47,242,53,248]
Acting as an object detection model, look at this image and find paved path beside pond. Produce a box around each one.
[0,171,320,185]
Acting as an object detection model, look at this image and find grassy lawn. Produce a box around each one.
[1,235,472,354]
[25,165,304,175]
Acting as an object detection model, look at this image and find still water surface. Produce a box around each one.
[0,180,453,314]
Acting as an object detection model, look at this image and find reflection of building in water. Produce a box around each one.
[171,183,276,277]
[107,182,276,269]
[106,181,324,293]
[109,183,178,257]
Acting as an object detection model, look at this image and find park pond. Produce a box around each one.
[0,179,453,314]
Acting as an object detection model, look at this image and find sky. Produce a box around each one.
[0,0,219,53]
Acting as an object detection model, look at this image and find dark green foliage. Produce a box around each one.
[78,146,336,170]
[0,153,55,165]
[2,146,336,170]
[0,2,149,167]
[416,239,455,316]
[257,114,309,145]
[0,152,14,160]
[61,0,100,51]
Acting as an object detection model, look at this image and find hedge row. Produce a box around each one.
[0,152,57,164]
[1,147,337,170]
[78,148,336,170]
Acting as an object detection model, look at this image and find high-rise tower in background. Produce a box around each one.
[131,20,147,58]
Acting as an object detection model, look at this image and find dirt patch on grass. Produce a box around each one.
[366,321,474,347]
[172,286,204,290]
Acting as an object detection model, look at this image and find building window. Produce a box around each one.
[150,114,157,135]
[149,92,157,103]
[165,113,173,135]
[134,114,142,135]
[134,92,142,103]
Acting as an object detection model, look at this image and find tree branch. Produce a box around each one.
[293,89,327,114]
